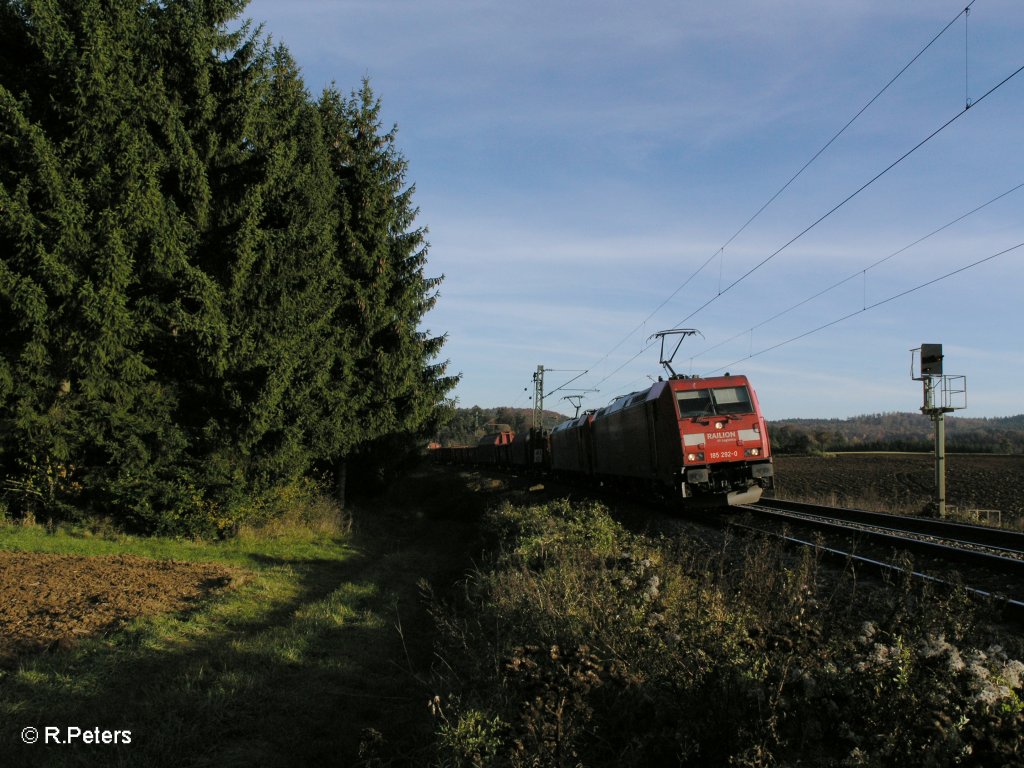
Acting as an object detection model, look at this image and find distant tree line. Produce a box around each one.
[437,408,1024,454]
[769,413,1024,455]
[435,407,568,447]
[0,0,457,533]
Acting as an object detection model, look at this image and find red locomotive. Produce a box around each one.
[433,331,774,507]
[551,373,773,505]
[435,372,773,508]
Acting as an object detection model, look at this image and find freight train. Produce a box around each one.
[434,373,774,507]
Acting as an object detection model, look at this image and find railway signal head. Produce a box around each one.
[921,343,943,375]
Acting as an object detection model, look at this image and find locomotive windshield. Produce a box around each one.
[675,386,753,418]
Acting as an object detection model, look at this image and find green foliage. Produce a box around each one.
[0,0,200,528]
[318,81,458,459]
[433,701,508,768]
[428,497,1024,767]
[0,0,457,534]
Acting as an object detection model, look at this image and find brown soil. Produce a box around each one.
[0,551,236,664]
[771,453,1024,524]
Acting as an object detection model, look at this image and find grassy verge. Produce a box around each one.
[781,488,923,516]
[0,468,482,767]
[428,496,1024,767]
[6,466,1023,767]
[782,489,1024,530]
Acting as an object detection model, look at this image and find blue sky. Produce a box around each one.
[245,0,1024,419]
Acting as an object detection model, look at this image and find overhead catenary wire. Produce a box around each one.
[588,55,1024,392]
[584,1,979,384]
[690,181,1024,362]
[670,57,1024,328]
[703,240,1024,375]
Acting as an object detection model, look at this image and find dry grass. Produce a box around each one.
[235,477,352,540]
[786,489,1024,531]
[782,488,921,516]
[427,496,1024,767]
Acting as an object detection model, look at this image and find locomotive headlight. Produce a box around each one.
[744,448,760,457]
[687,452,705,462]
[715,421,724,430]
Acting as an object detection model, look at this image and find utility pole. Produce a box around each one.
[532,365,544,430]
[530,365,595,428]
[912,344,967,517]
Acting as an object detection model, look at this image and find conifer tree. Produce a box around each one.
[0,0,286,530]
[0,0,199,524]
[196,43,340,506]
[318,82,457,492]
[2,0,456,529]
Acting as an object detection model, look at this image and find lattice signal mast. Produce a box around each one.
[911,344,967,517]
[533,365,544,430]
[531,365,594,428]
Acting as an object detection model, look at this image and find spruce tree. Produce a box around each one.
[318,81,457,493]
[0,0,306,531]
[2,1,456,529]
[197,42,339,508]
[0,0,198,524]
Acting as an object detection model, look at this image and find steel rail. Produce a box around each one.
[753,498,1024,554]
[742,500,1024,577]
[726,521,1024,623]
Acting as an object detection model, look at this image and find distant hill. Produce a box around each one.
[769,412,1024,454]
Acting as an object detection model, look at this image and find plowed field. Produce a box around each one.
[0,551,235,664]
[771,453,1024,524]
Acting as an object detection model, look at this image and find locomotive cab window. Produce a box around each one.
[675,389,713,417]
[711,386,753,415]
[675,386,753,418]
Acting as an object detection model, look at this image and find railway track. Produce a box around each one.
[731,497,1024,620]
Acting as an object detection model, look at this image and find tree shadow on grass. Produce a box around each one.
[0,549,437,767]
[0,465,493,767]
